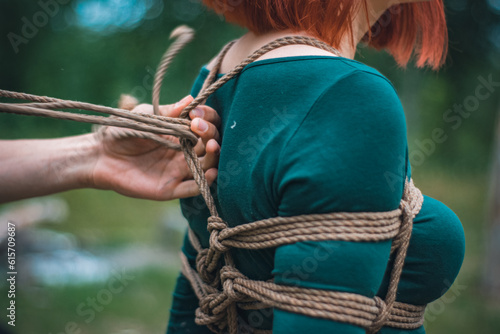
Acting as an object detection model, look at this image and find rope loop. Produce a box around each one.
[221,266,246,302]
[196,298,227,329]
[368,297,390,334]
[196,248,218,284]
[396,200,412,241]
[207,216,227,231]
[195,266,248,331]
[392,195,414,248]
[220,265,245,281]
[208,216,231,253]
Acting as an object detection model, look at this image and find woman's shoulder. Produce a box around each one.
[198,55,398,105]
[300,59,406,134]
[237,56,402,112]
[273,58,409,215]
[319,58,398,100]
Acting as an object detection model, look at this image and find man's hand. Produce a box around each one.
[91,95,221,200]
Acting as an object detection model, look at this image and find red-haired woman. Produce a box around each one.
[171,0,465,333]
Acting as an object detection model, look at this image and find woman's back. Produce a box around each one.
[173,55,465,333]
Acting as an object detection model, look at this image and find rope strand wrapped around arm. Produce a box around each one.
[183,181,425,334]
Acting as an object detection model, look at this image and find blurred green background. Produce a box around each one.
[0,0,499,333]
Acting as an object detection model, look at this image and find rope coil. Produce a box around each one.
[0,26,427,334]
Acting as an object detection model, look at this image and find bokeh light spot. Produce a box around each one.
[73,0,163,33]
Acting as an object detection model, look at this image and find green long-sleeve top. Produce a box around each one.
[166,56,465,333]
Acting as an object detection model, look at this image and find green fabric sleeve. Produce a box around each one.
[272,71,408,333]
[275,70,408,216]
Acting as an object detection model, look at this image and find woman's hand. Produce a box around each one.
[90,95,222,200]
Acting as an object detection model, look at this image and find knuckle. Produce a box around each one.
[202,107,217,118]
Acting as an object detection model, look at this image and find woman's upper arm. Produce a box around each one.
[271,71,409,333]
[275,70,409,216]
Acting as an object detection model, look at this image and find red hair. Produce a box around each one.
[202,0,448,70]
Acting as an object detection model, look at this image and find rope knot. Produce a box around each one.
[397,197,414,239]
[220,266,246,302]
[220,265,245,281]
[196,295,227,331]
[391,199,413,254]
[401,179,423,219]
[208,216,230,253]
[392,181,422,254]
[368,296,390,334]
[194,266,247,332]
[196,249,218,284]
[207,216,227,232]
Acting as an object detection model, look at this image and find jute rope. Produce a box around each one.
[0,26,426,334]
[182,180,425,334]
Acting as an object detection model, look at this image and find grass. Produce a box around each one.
[0,191,182,334]
[6,268,179,334]
[47,189,178,247]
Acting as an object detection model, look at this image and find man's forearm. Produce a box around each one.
[0,134,98,203]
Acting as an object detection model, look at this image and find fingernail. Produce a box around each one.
[190,107,204,118]
[195,119,208,132]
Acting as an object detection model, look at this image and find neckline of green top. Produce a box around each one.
[200,55,366,77]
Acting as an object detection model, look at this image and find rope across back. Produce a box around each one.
[0,26,427,334]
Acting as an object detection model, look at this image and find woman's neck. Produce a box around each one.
[211,2,396,73]
[214,30,351,73]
